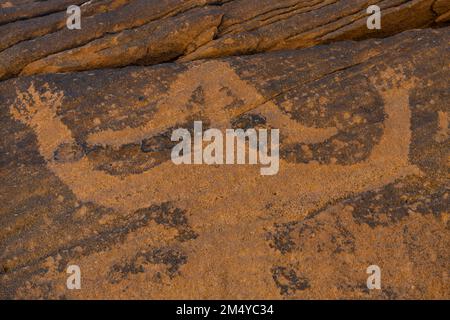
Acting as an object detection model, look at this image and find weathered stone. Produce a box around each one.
[21,7,224,74]
[0,0,87,25]
[0,0,448,79]
[0,0,227,79]
[0,0,131,52]
[0,26,448,299]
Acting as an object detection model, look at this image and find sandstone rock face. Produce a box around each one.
[1,0,449,79]
[0,1,449,299]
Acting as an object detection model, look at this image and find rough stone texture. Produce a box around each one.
[0,0,449,79]
[0,0,449,300]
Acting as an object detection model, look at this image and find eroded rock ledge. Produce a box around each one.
[0,0,449,79]
[0,25,448,299]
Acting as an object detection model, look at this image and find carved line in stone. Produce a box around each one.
[10,61,422,213]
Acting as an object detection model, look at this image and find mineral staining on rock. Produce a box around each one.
[0,1,448,299]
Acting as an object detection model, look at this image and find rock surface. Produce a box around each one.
[0,0,449,79]
[0,0,449,299]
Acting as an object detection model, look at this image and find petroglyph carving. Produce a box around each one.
[85,61,337,148]
[10,62,421,214]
